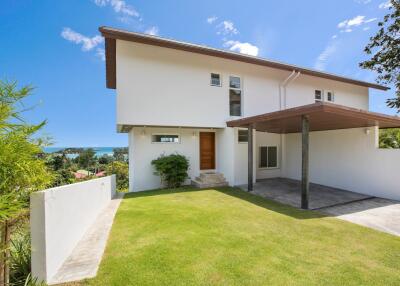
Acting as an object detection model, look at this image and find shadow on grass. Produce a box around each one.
[122,186,327,220]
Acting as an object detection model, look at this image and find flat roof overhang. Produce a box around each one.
[226,102,400,133]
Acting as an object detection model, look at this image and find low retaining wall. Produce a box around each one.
[30,175,116,283]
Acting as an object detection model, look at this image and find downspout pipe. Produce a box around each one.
[279,70,301,179]
[279,70,296,111]
[280,70,301,110]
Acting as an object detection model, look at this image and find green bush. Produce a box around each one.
[379,128,400,148]
[10,231,30,285]
[151,154,189,188]
[106,161,129,191]
[9,225,44,286]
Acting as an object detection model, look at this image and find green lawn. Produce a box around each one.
[83,187,400,285]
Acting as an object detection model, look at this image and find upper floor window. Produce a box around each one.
[326,90,334,102]
[315,90,323,102]
[230,76,242,116]
[238,129,248,143]
[151,134,180,143]
[259,146,278,168]
[210,73,221,86]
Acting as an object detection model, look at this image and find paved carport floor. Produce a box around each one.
[239,178,373,210]
[239,178,400,236]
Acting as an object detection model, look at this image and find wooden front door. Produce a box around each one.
[199,132,215,170]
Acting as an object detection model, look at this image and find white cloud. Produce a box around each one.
[61,27,103,51]
[379,0,393,8]
[96,48,105,61]
[144,26,159,36]
[207,16,218,24]
[354,0,372,3]
[224,40,259,56]
[337,15,377,32]
[217,20,239,35]
[314,42,337,71]
[363,26,371,31]
[94,0,139,17]
[331,34,338,39]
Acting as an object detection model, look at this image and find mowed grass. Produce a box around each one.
[82,187,400,286]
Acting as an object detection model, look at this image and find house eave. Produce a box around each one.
[99,26,389,91]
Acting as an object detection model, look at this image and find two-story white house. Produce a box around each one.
[99,26,400,208]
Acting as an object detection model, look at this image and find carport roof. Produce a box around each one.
[226,102,400,133]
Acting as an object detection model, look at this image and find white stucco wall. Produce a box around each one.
[30,176,116,283]
[283,127,400,200]
[129,127,224,192]
[129,126,286,190]
[286,74,369,110]
[116,37,386,195]
[233,129,282,185]
[216,128,235,186]
[116,40,369,129]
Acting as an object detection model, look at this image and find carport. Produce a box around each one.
[227,101,400,209]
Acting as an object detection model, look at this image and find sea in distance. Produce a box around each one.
[43,147,125,158]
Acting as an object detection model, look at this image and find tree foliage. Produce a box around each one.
[75,148,96,170]
[0,81,53,221]
[0,80,53,285]
[106,161,129,190]
[379,128,400,148]
[113,147,128,162]
[360,0,400,111]
[151,154,189,188]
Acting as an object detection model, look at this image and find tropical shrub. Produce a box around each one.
[0,80,53,285]
[106,161,129,190]
[9,226,31,286]
[151,154,189,188]
[379,128,400,148]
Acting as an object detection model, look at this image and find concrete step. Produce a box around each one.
[191,179,229,189]
[192,172,228,188]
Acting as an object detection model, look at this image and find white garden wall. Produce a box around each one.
[30,175,116,284]
[283,127,400,201]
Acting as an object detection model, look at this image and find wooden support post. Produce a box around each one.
[301,115,310,209]
[248,125,253,192]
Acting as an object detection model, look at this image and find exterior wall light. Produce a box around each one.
[365,128,370,135]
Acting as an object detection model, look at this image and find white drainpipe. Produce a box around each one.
[279,71,301,178]
[279,70,296,111]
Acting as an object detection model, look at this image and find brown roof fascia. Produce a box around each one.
[226,102,400,128]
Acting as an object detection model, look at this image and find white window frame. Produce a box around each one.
[326,90,335,102]
[210,72,222,87]
[151,133,181,144]
[229,75,243,117]
[258,145,279,169]
[238,129,248,144]
[315,89,323,102]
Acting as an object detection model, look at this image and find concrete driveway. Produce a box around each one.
[321,197,400,236]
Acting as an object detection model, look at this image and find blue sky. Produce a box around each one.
[0,0,395,147]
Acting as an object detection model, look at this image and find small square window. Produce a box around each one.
[210,73,221,86]
[259,146,278,168]
[238,130,248,143]
[230,76,241,89]
[326,91,334,102]
[315,90,322,101]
